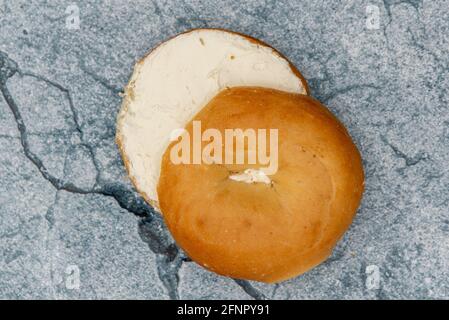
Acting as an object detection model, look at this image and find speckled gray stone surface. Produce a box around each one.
[0,0,448,299]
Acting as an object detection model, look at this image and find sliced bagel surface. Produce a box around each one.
[116,29,309,208]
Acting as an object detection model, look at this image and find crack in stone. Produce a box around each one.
[381,0,424,48]
[383,0,422,19]
[175,0,210,28]
[3,248,25,264]
[322,84,381,104]
[151,0,163,17]
[138,215,178,259]
[156,254,183,300]
[381,135,428,169]
[79,61,123,94]
[0,50,182,299]
[421,172,444,189]
[18,70,104,185]
[233,279,267,300]
[406,28,447,69]
[0,83,89,194]
[305,51,381,106]
[0,50,269,300]
[270,283,280,299]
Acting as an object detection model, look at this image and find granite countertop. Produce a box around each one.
[0,0,448,299]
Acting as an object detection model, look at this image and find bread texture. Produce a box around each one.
[116,28,309,209]
[157,87,364,283]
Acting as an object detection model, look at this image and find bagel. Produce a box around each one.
[116,29,309,208]
[157,87,364,283]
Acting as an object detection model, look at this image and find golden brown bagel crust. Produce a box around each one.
[116,28,309,209]
[157,87,364,283]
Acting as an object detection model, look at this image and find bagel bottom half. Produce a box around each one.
[157,87,364,283]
